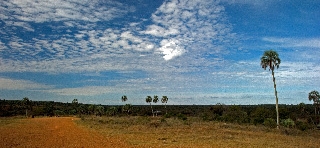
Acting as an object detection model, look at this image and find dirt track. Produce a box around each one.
[0,117,128,148]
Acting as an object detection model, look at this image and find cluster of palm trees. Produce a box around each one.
[145,95,168,117]
[121,95,169,117]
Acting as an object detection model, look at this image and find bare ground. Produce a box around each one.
[0,117,128,148]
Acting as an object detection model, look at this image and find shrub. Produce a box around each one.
[177,113,187,121]
[149,120,161,128]
[281,118,295,128]
[295,120,309,131]
[163,113,172,118]
[222,105,249,124]
[250,107,273,125]
[263,118,276,128]
[202,113,210,121]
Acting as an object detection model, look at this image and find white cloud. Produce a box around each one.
[143,0,234,60]
[262,37,320,48]
[47,86,114,96]
[158,39,186,61]
[221,0,276,7]
[1,0,130,23]
[0,78,52,90]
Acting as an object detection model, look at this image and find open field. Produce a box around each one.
[0,117,128,148]
[78,116,320,148]
[1,116,320,148]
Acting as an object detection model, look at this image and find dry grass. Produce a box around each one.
[0,117,129,148]
[77,116,320,148]
[1,116,319,147]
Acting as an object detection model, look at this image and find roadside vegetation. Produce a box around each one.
[1,98,320,131]
[76,115,320,147]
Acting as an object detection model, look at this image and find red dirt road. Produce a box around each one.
[0,117,128,148]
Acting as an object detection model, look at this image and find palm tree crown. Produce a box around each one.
[121,95,128,102]
[161,96,168,103]
[261,50,281,71]
[146,96,152,103]
[308,90,320,102]
[153,95,159,103]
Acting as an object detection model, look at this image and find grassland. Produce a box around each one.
[1,116,319,147]
[77,116,320,148]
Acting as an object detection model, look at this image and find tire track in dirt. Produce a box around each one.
[0,117,128,148]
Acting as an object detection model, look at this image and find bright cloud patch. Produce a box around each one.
[158,39,186,61]
[0,78,51,90]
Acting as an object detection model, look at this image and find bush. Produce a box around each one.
[295,120,310,131]
[263,118,276,128]
[202,113,210,121]
[281,118,295,128]
[177,113,187,121]
[222,105,249,124]
[163,113,172,118]
[250,107,274,125]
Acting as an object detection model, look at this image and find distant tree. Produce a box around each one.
[308,90,320,115]
[121,95,128,102]
[78,104,87,115]
[298,102,306,116]
[108,106,118,116]
[122,104,133,116]
[146,96,154,117]
[153,95,159,116]
[153,95,159,104]
[161,96,169,114]
[72,99,79,114]
[261,50,281,129]
[72,99,78,104]
[88,104,96,115]
[95,105,105,116]
[22,97,31,117]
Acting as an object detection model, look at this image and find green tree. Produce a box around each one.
[122,104,132,116]
[161,96,169,114]
[88,104,96,115]
[261,50,281,129]
[308,90,320,115]
[22,97,31,117]
[107,106,118,116]
[146,96,154,117]
[95,105,105,117]
[153,95,159,116]
[72,99,79,114]
[72,99,78,104]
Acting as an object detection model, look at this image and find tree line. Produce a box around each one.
[1,50,319,130]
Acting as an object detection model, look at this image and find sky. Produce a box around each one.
[0,0,319,105]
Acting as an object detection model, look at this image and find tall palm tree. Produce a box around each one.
[153,95,159,116]
[121,95,128,102]
[146,96,154,117]
[261,50,281,129]
[161,96,169,114]
[308,90,320,115]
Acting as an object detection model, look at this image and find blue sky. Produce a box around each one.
[0,0,319,105]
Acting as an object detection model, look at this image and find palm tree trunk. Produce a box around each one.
[272,70,280,129]
[150,103,154,117]
[165,103,167,115]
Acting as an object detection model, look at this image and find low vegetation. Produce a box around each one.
[76,115,320,147]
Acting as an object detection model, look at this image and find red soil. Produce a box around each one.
[0,117,128,148]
